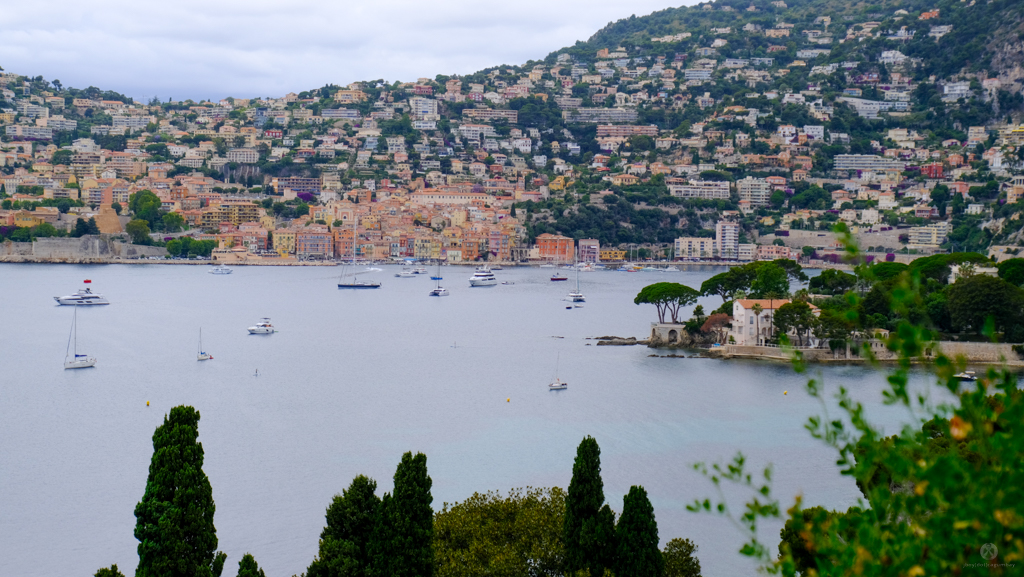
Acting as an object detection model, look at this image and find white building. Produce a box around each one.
[737,177,771,206]
[716,221,740,259]
[668,180,731,199]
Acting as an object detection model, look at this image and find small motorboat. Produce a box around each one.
[208,264,232,274]
[550,274,568,281]
[395,269,416,278]
[539,264,556,269]
[549,378,568,390]
[247,318,275,334]
[954,371,977,382]
[412,267,428,275]
[502,281,515,285]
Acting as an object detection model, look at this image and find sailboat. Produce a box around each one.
[564,247,586,304]
[64,306,96,369]
[197,328,212,361]
[549,353,567,390]
[428,261,449,296]
[338,217,381,289]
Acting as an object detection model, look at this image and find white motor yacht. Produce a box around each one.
[208,264,232,274]
[247,318,275,334]
[412,267,428,275]
[395,269,416,278]
[469,266,497,287]
[54,285,109,306]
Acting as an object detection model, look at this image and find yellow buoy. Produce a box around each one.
[146,401,150,406]
[784,391,788,395]
[507,398,510,402]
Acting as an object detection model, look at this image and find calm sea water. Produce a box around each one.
[0,263,936,576]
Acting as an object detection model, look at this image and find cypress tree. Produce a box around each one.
[369,452,434,577]
[134,406,225,577]
[308,475,381,577]
[563,436,609,575]
[615,486,664,577]
[236,553,266,577]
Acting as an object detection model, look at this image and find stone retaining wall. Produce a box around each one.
[0,236,166,261]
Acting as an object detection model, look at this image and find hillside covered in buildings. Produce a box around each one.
[2,0,1024,264]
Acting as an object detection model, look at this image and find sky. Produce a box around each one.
[0,0,698,103]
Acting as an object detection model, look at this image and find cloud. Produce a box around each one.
[0,0,695,101]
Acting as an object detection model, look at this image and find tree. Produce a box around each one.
[997,258,1024,286]
[748,264,790,299]
[634,282,700,323]
[369,452,434,577]
[615,486,663,577]
[946,274,1024,336]
[662,538,701,577]
[701,313,732,343]
[808,269,857,295]
[56,198,72,214]
[126,218,151,244]
[94,565,126,577]
[563,436,612,576]
[128,190,163,228]
[134,406,225,577]
[700,271,744,302]
[236,554,266,577]
[930,184,950,218]
[773,301,817,346]
[163,212,186,233]
[111,202,122,215]
[308,475,380,577]
[752,303,763,346]
[434,487,565,577]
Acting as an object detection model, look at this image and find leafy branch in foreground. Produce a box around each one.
[689,228,1024,575]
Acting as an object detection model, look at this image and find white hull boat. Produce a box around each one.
[64,306,96,369]
[54,286,109,306]
[247,318,275,334]
[469,267,498,286]
[208,264,232,274]
[197,328,212,361]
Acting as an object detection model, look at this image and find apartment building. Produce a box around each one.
[596,125,659,138]
[668,180,731,200]
[536,233,574,262]
[834,154,906,172]
[227,148,259,164]
[561,108,639,123]
[716,221,740,259]
[737,177,771,206]
[674,236,716,259]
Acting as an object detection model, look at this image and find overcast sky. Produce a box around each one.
[0,0,698,102]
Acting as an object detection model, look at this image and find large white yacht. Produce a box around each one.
[247,318,275,334]
[54,285,109,306]
[208,264,232,274]
[469,266,497,287]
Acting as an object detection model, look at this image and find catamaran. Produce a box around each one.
[564,249,586,303]
[338,218,382,289]
[428,262,449,296]
[64,306,96,369]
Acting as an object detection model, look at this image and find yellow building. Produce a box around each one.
[599,249,627,261]
[273,228,297,255]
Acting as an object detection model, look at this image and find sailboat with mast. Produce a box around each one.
[338,216,381,289]
[564,247,586,304]
[549,353,567,390]
[428,261,449,296]
[64,306,96,369]
[197,328,212,361]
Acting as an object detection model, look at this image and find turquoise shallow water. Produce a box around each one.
[0,263,935,576]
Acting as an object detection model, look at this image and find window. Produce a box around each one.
[749,316,754,324]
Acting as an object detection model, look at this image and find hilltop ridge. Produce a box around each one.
[1,0,1024,266]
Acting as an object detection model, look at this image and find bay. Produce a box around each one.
[0,263,932,576]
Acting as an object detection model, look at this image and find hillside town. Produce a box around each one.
[2,0,1023,265]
